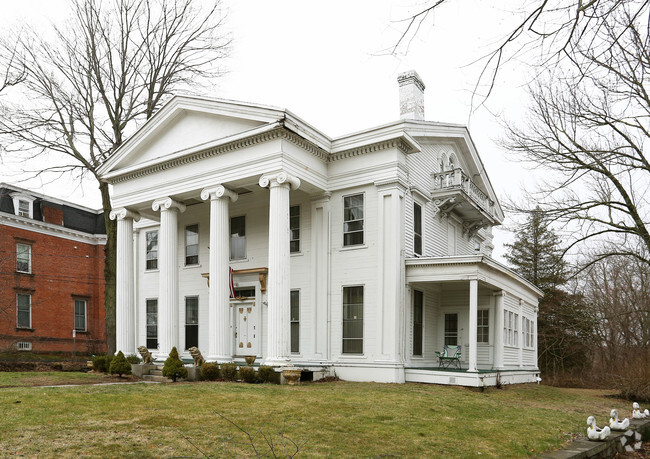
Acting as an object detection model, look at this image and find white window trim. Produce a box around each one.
[185,224,200,266]
[145,230,158,271]
[342,284,364,356]
[342,192,365,248]
[16,243,32,274]
[290,205,301,254]
[477,309,489,345]
[10,193,36,219]
[230,215,247,260]
[413,201,424,257]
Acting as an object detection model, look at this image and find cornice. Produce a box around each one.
[329,138,413,162]
[0,214,107,245]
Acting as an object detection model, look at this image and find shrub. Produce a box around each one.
[257,366,276,383]
[126,354,141,365]
[104,355,114,373]
[221,363,238,381]
[109,351,132,377]
[92,355,113,373]
[239,365,257,383]
[200,362,220,381]
[162,347,188,382]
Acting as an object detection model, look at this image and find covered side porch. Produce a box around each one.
[404,255,543,386]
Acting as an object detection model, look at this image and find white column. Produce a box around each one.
[109,208,140,355]
[494,291,505,369]
[468,278,478,372]
[201,185,238,362]
[518,299,524,367]
[259,172,300,365]
[152,197,186,360]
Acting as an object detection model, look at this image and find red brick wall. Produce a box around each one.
[42,205,64,225]
[0,223,106,354]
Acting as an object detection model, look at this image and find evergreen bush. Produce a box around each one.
[126,354,141,364]
[162,347,188,382]
[92,355,107,373]
[104,355,114,373]
[257,366,275,383]
[239,365,257,383]
[220,362,238,381]
[109,351,132,377]
[200,362,220,381]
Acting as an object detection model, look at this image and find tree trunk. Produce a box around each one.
[100,181,117,355]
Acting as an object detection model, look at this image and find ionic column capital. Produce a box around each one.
[259,171,300,190]
[200,185,238,203]
[152,197,186,213]
[109,207,141,222]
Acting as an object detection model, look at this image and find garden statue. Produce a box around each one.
[587,416,610,441]
[137,346,153,365]
[633,402,650,419]
[609,409,630,430]
[188,346,205,366]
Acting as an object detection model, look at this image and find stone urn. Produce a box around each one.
[282,368,302,386]
[244,355,256,366]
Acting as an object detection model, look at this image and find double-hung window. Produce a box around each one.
[18,200,30,217]
[185,296,199,350]
[146,299,158,349]
[413,203,423,256]
[185,225,199,265]
[17,293,31,329]
[342,286,363,354]
[524,317,534,348]
[290,290,300,353]
[504,311,520,346]
[230,216,246,260]
[290,206,300,253]
[477,310,489,343]
[74,299,87,332]
[146,231,158,270]
[412,290,423,356]
[343,194,364,246]
[16,243,31,273]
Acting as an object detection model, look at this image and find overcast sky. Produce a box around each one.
[0,1,535,260]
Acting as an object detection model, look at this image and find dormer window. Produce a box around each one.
[10,193,36,219]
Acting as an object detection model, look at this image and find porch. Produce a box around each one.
[405,366,541,387]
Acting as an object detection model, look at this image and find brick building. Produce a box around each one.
[0,184,107,354]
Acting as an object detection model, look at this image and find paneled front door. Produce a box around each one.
[234,300,258,356]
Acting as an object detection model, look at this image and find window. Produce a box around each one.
[504,311,520,346]
[412,290,423,356]
[343,194,364,246]
[230,216,246,260]
[290,290,300,353]
[524,317,534,348]
[290,206,300,253]
[234,287,255,299]
[413,202,423,256]
[477,310,489,344]
[18,200,30,217]
[145,231,158,270]
[185,296,199,350]
[17,293,31,328]
[444,313,458,346]
[342,286,363,353]
[16,243,31,273]
[514,313,519,346]
[74,299,87,332]
[185,225,199,265]
[146,299,158,349]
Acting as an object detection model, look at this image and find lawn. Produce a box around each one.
[0,375,626,458]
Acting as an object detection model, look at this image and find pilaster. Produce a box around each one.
[494,291,505,369]
[468,278,478,372]
[310,192,331,360]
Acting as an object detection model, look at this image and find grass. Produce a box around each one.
[0,371,134,388]
[0,375,627,458]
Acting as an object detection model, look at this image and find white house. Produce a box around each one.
[98,71,542,386]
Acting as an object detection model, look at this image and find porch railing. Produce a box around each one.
[432,169,495,216]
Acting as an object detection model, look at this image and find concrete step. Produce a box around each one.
[149,369,163,376]
[142,374,168,383]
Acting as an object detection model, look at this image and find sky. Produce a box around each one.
[0,0,535,260]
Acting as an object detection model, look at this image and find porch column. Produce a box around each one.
[201,185,238,362]
[468,278,478,372]
[259,172,300,365]
[494,291,505,369]
[109,208,140,355]
[152,197,186,360]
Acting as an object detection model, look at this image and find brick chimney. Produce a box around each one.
[397,70,425,121]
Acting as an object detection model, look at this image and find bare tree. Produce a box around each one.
[0,0,230,353]
[505,5,650,267]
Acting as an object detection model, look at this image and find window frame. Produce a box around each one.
[342,285,364,354]
[413,202,423,256]
[184,224,199,266]
[10,193,35,219]
[16,293,31,329]
[477,309,489,344]
[145,230,159,270]
[16,243,32,273]
[290,205,300,253]
[185,296,199,350]
[146,298,158,350]
[290,289,300,354]
[343,193,365,247]
[230,215,246,260]
[412,289,424,356]
[74,298,87,332]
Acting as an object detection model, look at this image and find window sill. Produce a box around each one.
[338,354,366,359]
[74,330,88,334]
[15,327,34,332]
[290,251,303,257]
[183,264,202,270]
[145,269,159,273]
[16,271,33,276]
[229,258,249,264]
[339,244,367,252]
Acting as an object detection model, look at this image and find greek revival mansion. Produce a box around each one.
[98,71,542,386]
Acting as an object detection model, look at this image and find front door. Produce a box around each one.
[234,300,258,356]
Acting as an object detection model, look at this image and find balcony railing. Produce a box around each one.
[432,169,496,218]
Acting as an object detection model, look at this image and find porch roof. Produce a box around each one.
[405,255,543,301]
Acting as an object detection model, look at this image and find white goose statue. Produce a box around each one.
[632,402,649,419]
[587,416,611,441]
[609,409,630,430]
